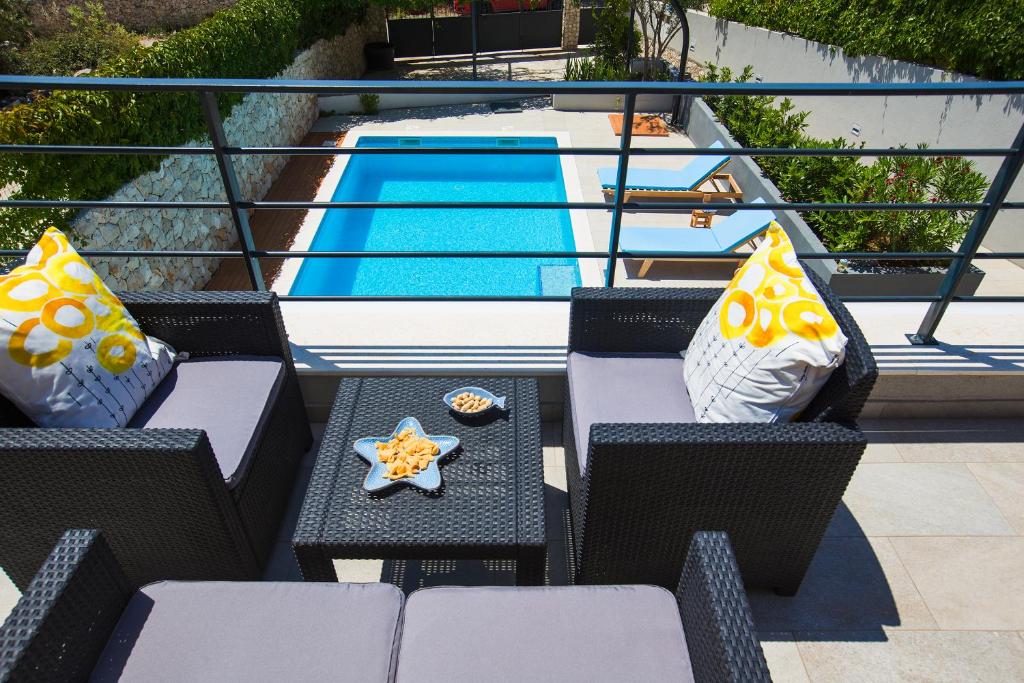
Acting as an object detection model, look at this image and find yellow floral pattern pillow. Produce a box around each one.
[683,222,847,423]
[0,228,174,427]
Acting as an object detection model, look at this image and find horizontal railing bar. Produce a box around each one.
[3,75,1024,97]
[952,295,1024,302]
[0,249,244,258]
[1,143,1013,159]
[242,200,991,211]
[0,200,229,209]
[278,295,573,302]
[0,199,997,213]
[0,144,215,155]
[0,248,1015,262]
[222,145,1018,158]
[836,295,943,302]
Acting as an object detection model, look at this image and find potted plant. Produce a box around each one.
[816,152,989,297]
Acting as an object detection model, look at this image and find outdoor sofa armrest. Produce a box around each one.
[573,421,865,592]
[0,428,259,591]
[568,287,722,354]
[676,531,771,683]
[0,529,133,682]
[119,290,297,367]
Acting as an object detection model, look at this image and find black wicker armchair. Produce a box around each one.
[0,529,770,682]
[0,291,312,590]
[564,274,878,596]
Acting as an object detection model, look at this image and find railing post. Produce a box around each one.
[471,0,479,80]
[605,92,637,287]
[199,91,265,291]
[910,117,1024,344]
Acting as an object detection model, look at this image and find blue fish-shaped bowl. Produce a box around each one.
[443,386,507,416]
[354,417,460,493]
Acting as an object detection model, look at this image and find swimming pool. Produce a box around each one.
[288,135,582,297]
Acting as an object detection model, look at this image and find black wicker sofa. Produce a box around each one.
[0,529,769,682]
[564,276,878,596]
[0,291,311,590]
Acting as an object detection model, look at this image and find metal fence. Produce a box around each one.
[1,76,1023,344]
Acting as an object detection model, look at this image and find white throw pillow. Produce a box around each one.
[0,228,175,428]
[683,222,847,423]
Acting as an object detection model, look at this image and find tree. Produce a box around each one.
[0,0,32,76]
[636,0,703,79]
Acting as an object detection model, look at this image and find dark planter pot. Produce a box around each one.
[364,42,396,71]
[828,261,986,298]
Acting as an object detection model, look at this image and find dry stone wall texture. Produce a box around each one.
[73,7,386,291]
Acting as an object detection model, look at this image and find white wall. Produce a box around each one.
[674,11,1024,260]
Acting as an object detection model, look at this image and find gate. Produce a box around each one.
[388,1,564,58]
[578,0,605,45]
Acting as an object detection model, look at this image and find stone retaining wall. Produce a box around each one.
[74,6,386,291]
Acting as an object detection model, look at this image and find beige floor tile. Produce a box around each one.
[758,633,810,683]
[544,465,567,491]
[890,537,1024,630]
[0,569,19,624]
[748,537,937,632]
[842,463,1014,536]
[543,444,565,468]
[334,558,385,583]
[796,630,1024,682]
[879,419,1024,463]
[856,424,905,463]
[968,462,1024,534]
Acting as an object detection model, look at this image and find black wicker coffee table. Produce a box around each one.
[292,376,546,585]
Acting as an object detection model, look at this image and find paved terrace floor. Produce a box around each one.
[5,417,1020,680]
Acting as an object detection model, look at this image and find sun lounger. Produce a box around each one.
[598,140,742,202]
[619,198,776,276]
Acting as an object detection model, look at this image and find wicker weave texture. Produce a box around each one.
[677,532,771,682]
[0,529,132,682]
[0,291,311,589]
[564,285,874,595]
[293,377,545,584]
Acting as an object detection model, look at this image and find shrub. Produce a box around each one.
[0,0,31,76]
[593,0,641,69]
[0,0,365,249]
[358,92,380,115]
[17,3,139,76]
[702,64,988,259]
[707,0,1024,81]
[565,56,628,81]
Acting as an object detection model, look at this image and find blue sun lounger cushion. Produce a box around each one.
[619,198,776,255]
[598,140,730,191]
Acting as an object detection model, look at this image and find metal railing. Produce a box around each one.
[1,75,1024,344]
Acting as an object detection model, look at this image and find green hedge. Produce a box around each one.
[707,0,1023,81]
[0,0,365,249]
[703,65,988,258]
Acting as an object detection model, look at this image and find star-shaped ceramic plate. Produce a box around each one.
[353,417,460,493]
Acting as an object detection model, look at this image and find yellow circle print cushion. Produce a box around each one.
[682,222,848,423]
[0,227,175,428]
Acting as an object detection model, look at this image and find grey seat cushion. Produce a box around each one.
[91,581,404,682]
[128,356,284,488]
[567,352,696,473]
[396,585,694,683]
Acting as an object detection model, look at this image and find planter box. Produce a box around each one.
[552,93,676,113]
[684,98,988,296]
[828,263,985,298]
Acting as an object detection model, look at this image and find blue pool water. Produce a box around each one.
[289,136,582,297]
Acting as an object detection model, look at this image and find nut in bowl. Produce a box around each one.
[443,386,507,416]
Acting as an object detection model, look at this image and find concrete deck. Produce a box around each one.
[4,417,1020,680]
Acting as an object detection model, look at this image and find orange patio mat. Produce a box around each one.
[608,113,670,137]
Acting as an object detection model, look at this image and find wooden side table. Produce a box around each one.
[690,209,714,228]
